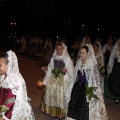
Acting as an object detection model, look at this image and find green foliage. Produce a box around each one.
[0,105,9,117]
[52,67,63,78]
[86,84,98,101]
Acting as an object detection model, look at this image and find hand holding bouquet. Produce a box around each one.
[52,67,66,78]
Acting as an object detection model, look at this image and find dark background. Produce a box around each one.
[0,0,120,40]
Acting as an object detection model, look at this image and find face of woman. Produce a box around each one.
[80,48,88,60]
[93,44,99,52]
[56,45,64,56]
[0,58,8,75]
[85,38,91,44]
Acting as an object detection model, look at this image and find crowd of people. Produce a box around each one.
[0,34,120,120]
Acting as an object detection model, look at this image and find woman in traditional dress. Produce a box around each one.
[93,42,105,94]
[65,44,107,120]
[102,36,114,75]
[0,50,35,120]
[102,37,115,99]
[40,42,74,119]
[107,38,120,104]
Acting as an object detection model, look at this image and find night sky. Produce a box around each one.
[0,1,120,39]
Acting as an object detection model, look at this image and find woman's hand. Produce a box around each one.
[41,66,48,71]
[61,68,67,73]
[0,117,4,120]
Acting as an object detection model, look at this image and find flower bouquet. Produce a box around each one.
[86,84,98,101]
[52,67,63,78]
[0,105,9,117]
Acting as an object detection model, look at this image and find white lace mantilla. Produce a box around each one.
[65,44,108,120]
[0,50,35,120]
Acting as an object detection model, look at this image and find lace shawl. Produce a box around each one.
[66,44,104,104]
[43,42,74,85]
[0,50,35,120]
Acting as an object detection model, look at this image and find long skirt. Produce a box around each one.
[40,74,70,119]
[106,60,120,99]
[67,81,89,120]
[104,77,120,100]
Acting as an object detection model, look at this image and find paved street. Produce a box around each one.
[9,53,120,120]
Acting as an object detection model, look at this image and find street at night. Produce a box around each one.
[0,1,120,120]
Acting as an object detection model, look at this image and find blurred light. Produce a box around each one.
[69,21,70,24]
[9,37,11,38]
[82,24,84,27]
[98,28,100,31]
[37,80,43,87]
[11,22,16,25]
